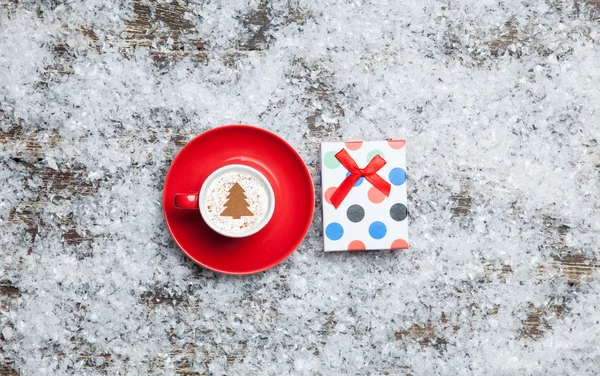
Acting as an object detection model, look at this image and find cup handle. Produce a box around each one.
[174,194,199,209]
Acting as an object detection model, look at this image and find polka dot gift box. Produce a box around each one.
[321,140,408,252]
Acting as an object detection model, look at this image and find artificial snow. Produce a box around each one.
[1,0,600,375]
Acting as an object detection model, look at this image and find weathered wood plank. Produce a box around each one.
[122,0,309,63]
[291,59,343,139]
[6,158,97,194]
[540,215,597,284]
[395,321,448,351]
[451,182,472,216]
[552,253,597,284]
[0,123,189,161]
[1,127,187,248]
[124,0,205,62]
[0,365,19,376]
[0,282,19,297]
[520,297,566,339]
[0,124,60,159]
[239,0,271,51]
[2,157,97,244]
[480,263,513,283]
[1,2,599,375]
[139,286,186,307]
[486,22,520,57]
[7,203,93,246]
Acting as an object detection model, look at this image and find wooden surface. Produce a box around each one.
[1,1,600,375]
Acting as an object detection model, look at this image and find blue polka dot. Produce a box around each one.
[368,221,387,239]
[346,171,364,187]
[325,222,344,241]
[389,168,407,186]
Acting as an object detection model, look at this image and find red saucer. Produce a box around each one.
[163,125,315,275]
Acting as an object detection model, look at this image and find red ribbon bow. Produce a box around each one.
[330,148,391,209]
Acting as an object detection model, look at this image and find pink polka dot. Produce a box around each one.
[348,240,366,251]
[367,186,386,204]
[324,187,337,205]
[388,140,406,149]
[345,141,363,150]
[391,239,409,249]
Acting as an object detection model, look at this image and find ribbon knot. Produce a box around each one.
[330,148,391,209]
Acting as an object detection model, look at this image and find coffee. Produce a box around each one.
[203,171,270,235]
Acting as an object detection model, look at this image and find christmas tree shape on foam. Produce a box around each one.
[220,182,254,219]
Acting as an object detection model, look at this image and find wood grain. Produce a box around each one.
[395,321,448,350]
[2,2,599,375]
[0,281,19,297]
[553,253,597,284]
[0,124,60,159]
[292,59,343,139]
[520,297,567,339]
[0,366,18,376]
[139,286,186,307]
[239,0,272,51]
[7,158,97,194]
[486,22,520,57]
[125,0,205,52]
[451,182,472,216]
[122,0,285,64]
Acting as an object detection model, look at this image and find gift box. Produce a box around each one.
[320,140,408,252]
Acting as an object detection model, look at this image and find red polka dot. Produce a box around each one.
[324,187,337,205]
[345,141,363,150]
[348,240,366,251]
[391,239,409,249]
[367,186,386,204]
[388,140,406,149]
